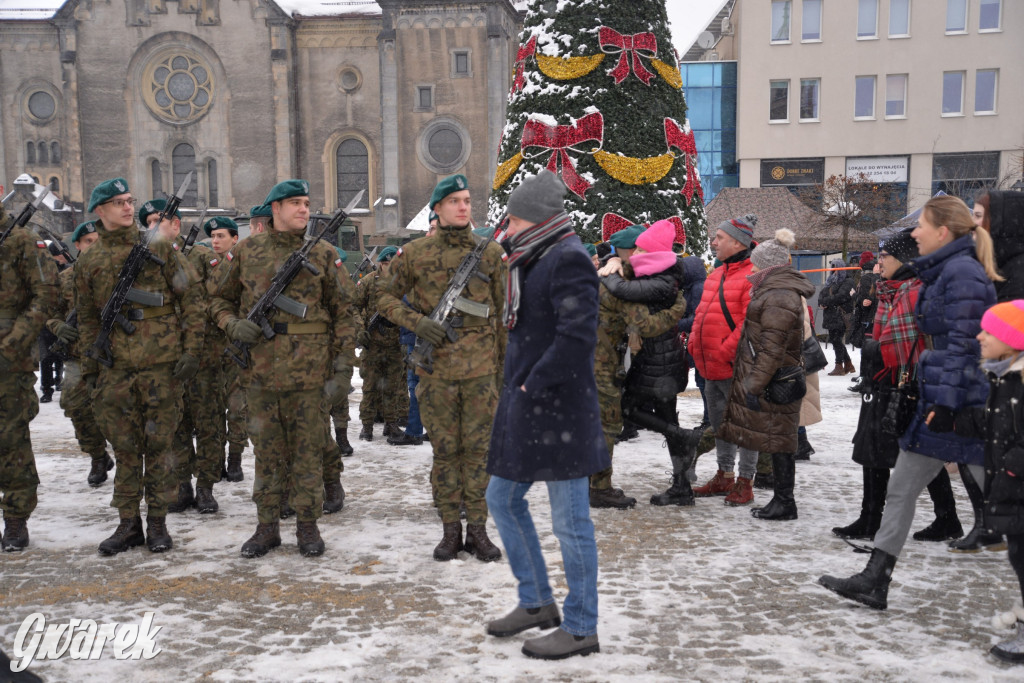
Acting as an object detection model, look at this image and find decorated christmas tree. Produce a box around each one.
[488,0,708,256]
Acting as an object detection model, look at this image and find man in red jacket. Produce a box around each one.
[690,214,758,506]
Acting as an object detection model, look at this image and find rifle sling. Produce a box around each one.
[271,322,328,335]
[449,315,489,329]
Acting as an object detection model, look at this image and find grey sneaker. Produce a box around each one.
[522,627,599,660]
[486,603,561,638]
[992,621,1024,662]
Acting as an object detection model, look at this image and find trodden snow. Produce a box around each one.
[2,348,1021,681]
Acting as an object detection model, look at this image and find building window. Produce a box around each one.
[50,142,60,164]
[336,139,369,210]
[26,90,56,122]
[679,62,738,203]
[172,143,198,206]
[771,0,791,42]
[451,50,471,78]
[417,118,471,175]
[975,69,998,113]
[799,78,820,120]
[49,177,59,193]
[37,141,48,164]
[946,0,967,32]
[151,160,163,196]
[143,51,215,125]
[207,159,218,207]
[885,74,907,118]
[770,80,789,121]
[415,85,433,112]
[802,0,822,40]
[979,0,1001,30]
[857,0,878,38]
[854,76,875,118]
[889,0,910,37]
[932,151,1000,198]
[941,72,964,115]
[26,141,35,164]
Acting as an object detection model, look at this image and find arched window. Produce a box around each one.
[37,141,48,164]
[207,159,218,207]
[336,138,368,209]
[26,141,35,164]
[172,143,197,206]
[49,177,60,193]
[151,160,163,196]
[50,142,61,164]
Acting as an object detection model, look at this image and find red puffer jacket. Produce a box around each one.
[690,253,754,380]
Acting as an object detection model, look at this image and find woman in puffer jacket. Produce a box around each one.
[818,259,858,375]
[600,220,702,507]
[819,195,1000,611]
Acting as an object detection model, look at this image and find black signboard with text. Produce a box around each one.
[760,158,825,186]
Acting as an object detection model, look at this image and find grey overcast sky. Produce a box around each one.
[666,0,725,57]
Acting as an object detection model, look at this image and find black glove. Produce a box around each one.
[744,392,762,412]
[415,316,447,346]
[172,353,200,381]
[225,318,262,345]
[926,405,956,433]
[54,322,79,343]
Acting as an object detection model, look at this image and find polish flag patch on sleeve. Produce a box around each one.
[226,251,234,261]
[334,258,344,269]
[173,242,181,251]
[36,240,47,249]
[210,258,219,267]
[397,247,403,258]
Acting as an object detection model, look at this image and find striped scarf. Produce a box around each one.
[503,212,574,329]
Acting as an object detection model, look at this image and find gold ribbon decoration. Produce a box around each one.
[536,53,606,81]
[651,59,682,89]
[492,151,524,191]
[593,150,675,185]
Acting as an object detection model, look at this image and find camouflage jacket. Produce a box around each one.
[45,265,79,359]
[355,274,400,345]
[208,229,357,392]
[175,236,222,366]
[0,219,59,373]
[595,284,685,390]
[377,226,506,380]
[76,222,205,376]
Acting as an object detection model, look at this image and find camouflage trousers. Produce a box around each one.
[591,385,622,491]
[280,409,344,509]
[359,342,407,425]
[330,364,353,430]
[417,374,497,525]
[59,361,107,459]
[222,361,248,450]
[93,364,181,518]
[0,373,40,520]
[173,363,226,488]
[247,387,326,524]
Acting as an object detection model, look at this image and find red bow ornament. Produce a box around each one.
[521,111,604,199]
[599,27,658,85]
[601,214,686,245]
[665,117,704,206]
[511,35,536,96]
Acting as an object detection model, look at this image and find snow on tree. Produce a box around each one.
[487,0,709,257]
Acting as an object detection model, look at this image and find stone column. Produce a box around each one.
[376,25,400,235]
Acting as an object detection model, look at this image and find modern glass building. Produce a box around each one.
[680,61,738,202]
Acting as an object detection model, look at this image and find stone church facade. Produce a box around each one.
[0,0,523,237]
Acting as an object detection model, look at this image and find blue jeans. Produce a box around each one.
[486,475,599,636]
[404,341,423,437]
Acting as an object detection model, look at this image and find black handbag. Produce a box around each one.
[764,365,807,405]
[802,334,828,374]
[880,371,919,437]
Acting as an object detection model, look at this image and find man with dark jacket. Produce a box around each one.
[485,170,607,660]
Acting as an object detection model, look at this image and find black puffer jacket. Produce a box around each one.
[818,272,857,330]
[988,190,1024,302]
[848,270,879,347]
[603,262,686,401]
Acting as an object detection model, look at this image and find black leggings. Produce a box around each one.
[1009,534,1024,604]
[828,328,851,364]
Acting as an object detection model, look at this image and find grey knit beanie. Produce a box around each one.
[507,169,567,224]
[717,213,757,247]
[750,228,796,270]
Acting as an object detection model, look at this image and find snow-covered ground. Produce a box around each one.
[3,348,1022,681]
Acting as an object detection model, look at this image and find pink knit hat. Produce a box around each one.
[982,300,1024,351]
[634,219,675,253]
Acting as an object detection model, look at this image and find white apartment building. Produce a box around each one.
[716,0,1023,211]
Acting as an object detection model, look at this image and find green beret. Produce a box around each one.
[334,246,348,263]
[249,204,273,218]
[428,210,438,223]
[71,221,98,243]
[264,179,310,206]
[88,177,130,213]
[377,245,398,262]
[204,216,239,237]
[584,243,598,257]
[429,174,469,210]
[609,225,644,250]
[138,198,181,226]
[472,227,494,239]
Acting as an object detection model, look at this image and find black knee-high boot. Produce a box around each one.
[949,464,1006,552]
[912,467,964,541]
[832,466,889,539]
[751,453,797,521]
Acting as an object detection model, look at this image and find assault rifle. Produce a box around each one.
[0,188,50,251]
[37,228,76,265]
[406,225,498,374]
[350,246,378,283]
[225,189,365,369]
[85,173,191,368]
[179,199,208,256]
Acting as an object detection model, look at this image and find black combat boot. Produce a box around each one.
[615,424,639,443]
[383,421,403,439]
[833,467,889,540]
[589,487,637,509]
[98,517,145,556]
[464,523,502,562]
[225,445,244,482]
[146,516,173,553]
[359,423,373,441]
[241,522,281,558]
[751,453,798,521]
[434,522,463,561]
[323,479,345,514]
[39,390,53,403]
[297,520,326,557]
[167,480,195,513]
[795,430,815,460]
[87,453,114,487]
[195,487,219,514]
[819,547,898,610]
[280,493,296,519]
[650,473,695,506]
[651,431,698,506]
[335,427,354,456]
[949,464,1007,552]
[388,431,424,446]
[912,468,963,541]
[2,517,29,552]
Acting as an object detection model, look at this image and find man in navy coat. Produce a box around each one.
[484,170,609,660]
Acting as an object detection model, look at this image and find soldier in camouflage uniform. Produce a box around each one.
[329,246,355,457]
[138,199,225,516]
[209,180,357,558]
[356,246,407,441]
[377,174,505,562]
[0,197,60,551]
[44,221,113,488]
[76,178,205,555]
